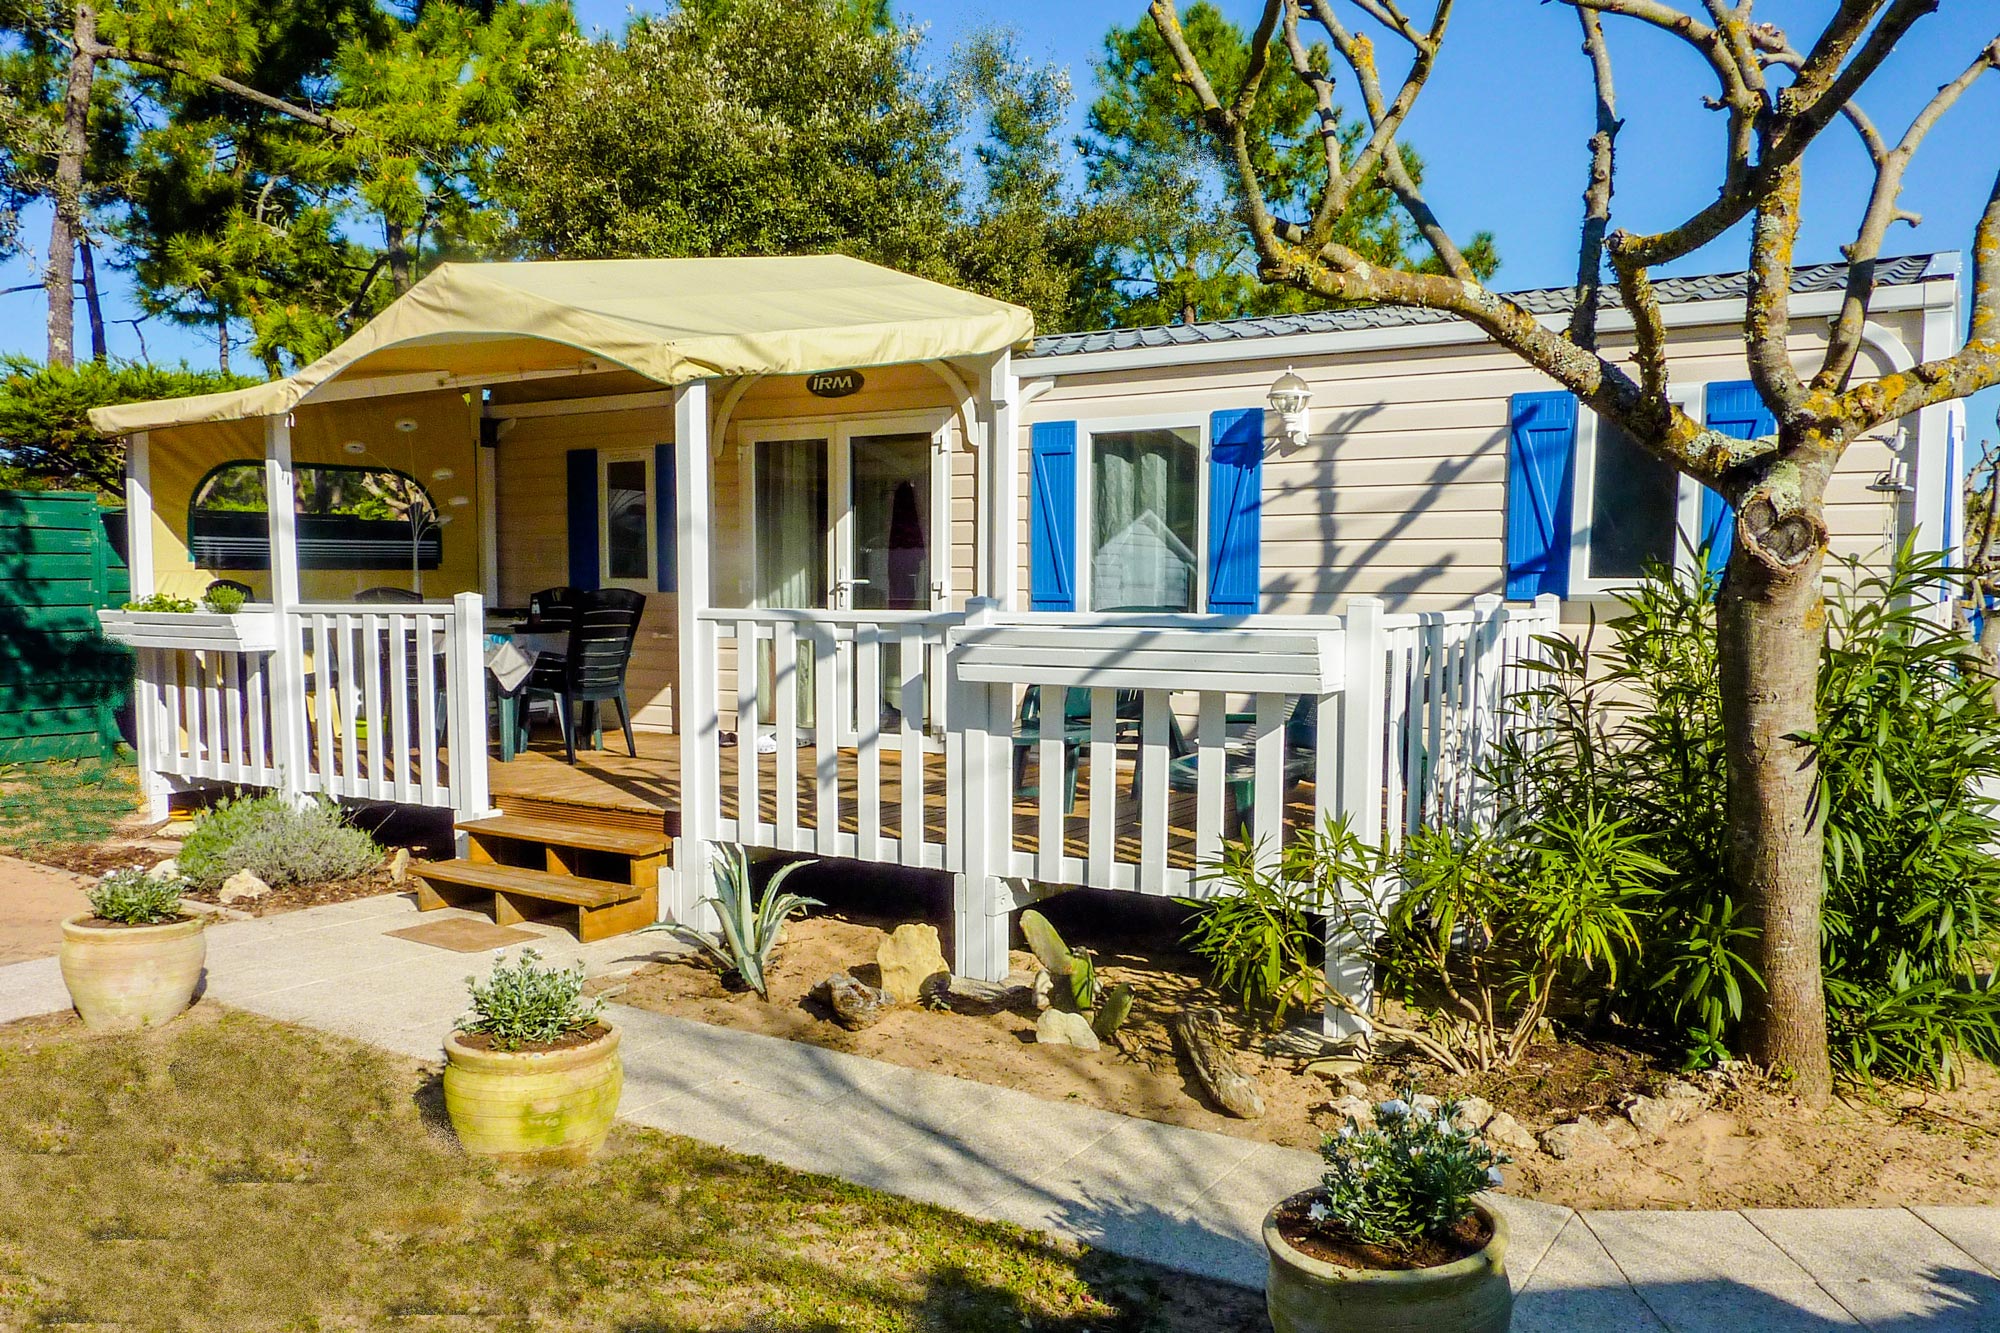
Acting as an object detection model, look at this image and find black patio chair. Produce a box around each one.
[521,587,646,763]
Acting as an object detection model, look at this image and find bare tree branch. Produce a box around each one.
[1744,159,1808,418]
[82,42,355,135]
[1568,5,1620,351]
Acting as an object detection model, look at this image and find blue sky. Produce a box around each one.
[5,0,1996,448]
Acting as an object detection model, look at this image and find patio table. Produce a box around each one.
[484,618,569,761]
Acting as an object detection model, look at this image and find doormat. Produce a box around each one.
[386,918,544,953]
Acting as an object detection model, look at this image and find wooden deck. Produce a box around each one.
[486,732,1318,872]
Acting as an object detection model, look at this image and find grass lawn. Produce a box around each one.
[0,1006,1265,1332]
[0,753,138,853]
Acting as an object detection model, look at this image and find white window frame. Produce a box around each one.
[1076,413,1209,614]
[1567,385,1708,597]
[598,446,658,591]
[737,409,953,612]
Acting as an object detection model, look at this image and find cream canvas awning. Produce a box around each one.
[90,255,1035,434]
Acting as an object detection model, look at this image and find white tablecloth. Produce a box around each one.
[484,627,568,694]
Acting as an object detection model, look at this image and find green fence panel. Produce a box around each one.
[0,491,132,763]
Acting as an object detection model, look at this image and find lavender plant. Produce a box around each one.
[1311,1090,1507,1250]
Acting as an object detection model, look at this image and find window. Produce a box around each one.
[188,461,441,571]
[1085,425,1201,612]
[599,449,656,588]
[1569,388,1705,594]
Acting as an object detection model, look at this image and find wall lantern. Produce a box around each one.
[1267,368,1313,450]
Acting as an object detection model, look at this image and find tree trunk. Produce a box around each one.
[217,315,230,375]
[44,2,97,367]
[1716,491,1833,1106]
[79,239,107,361]
[386,221,413,293]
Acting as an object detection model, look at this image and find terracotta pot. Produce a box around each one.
[58,912,206,1031]
[442,1023,622,1168]
[1264,1194,1512,1333]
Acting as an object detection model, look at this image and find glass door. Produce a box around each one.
[752,436,829,728]
[844,431,937,729]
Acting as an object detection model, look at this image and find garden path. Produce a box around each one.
[0,890,1994,1330]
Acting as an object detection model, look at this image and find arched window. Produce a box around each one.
[188,462,442,571]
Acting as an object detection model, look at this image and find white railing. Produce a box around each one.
[131,593,489,818]
[698,608,964,869]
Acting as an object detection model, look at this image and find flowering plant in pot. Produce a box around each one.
[59,869,206,1031]
[443,949,621,1169]
[1265,1091,1513,1333]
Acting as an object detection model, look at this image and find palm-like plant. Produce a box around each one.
[644,846,819,999]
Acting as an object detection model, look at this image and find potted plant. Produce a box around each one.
[97,590,279,652]
[1264,1092,1513,1333]
[443,949,621,1169]
[59,869,206,1031]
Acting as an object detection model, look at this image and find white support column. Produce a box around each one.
[982,350,1020,609]
[1906,303,1958,557]
[123,432,169,821]
[450,591,491,823]
[949,597,1011,980]
[671,379,719,927]
[264,414,309,799]
[1327,596,1388,1042]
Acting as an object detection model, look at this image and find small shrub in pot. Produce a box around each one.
[1265,1090,1513,1333]
[202,584,247,614]
[442,949,622,1168]
[59,869,206,1030]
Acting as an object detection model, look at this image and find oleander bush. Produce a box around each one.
[458,949,603,1051]
[177,794,379,891]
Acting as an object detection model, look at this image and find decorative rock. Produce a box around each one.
[1539,1118,1616,1160]
[1035,1008,1100,1051]
[1625,1095,1675,1141]
[1030,968,1053,1012]
[1303,1056,1367,1081]
[1172,1007,1266,1119]
[1483,1111,1538,1156]
[1338,1076,1370,1100]
[1661,1078,1709,1122]
[1451,1095,1496,1133]
[1598,1115,1641,1150]
[823,972,891,1030]
[1327,1094,1376,1130]
[875,924,949,1005]
[146,858,180,882]
[217,870,271,904]
[387,847,411,884]
[1411,1093,1442,1118]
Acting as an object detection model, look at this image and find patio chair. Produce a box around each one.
[1010,686,1147,813]
[356,585,423,603]
[521,587,646,763]
[1167,694,1317,833]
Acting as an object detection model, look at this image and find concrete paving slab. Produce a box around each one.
[1913,1208,2000,1277]
[1514,1215,1671,1333]
[1158,1141,1322,1284]
[1585,1209,1816,1286]
[1487,1194,1576,1294]
[0,955,68,1023]
[869,1095,1125,1218]
[624,1075,840,1153]
[1747,1208,1995,1288]
[1635,1277,1862,1331]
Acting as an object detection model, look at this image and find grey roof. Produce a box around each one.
[1025,252,1956,360]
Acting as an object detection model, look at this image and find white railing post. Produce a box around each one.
[262,413,311,799]
[949,598,1011,981]
[1466,593,1505,827]
[982,351,1019,608]
[450,592,490,824]
[1329,596,1387,1042]
[671,379,719,928]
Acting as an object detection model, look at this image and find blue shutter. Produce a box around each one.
[1029,421,1077,611]
[1207,407,1263,615]
[566,447,600,591]
[1505,392,1578,599]
[1702,381,1775,577]
[654,443,676,593]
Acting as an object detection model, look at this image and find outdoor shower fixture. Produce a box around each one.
[1267,368,1313,450]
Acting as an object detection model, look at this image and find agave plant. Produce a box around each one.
[644,846,819,999]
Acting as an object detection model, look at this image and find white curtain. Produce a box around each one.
[754,440,827,727]
[1092,431,1197,611]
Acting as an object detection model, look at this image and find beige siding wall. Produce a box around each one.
[1017,310,1926,616]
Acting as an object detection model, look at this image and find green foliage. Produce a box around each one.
[457,948,602,1052]
[87,868,184,925]
[176,794,380,891]
[1495,548,2000,1084]
[1018,908,1101,1012]
[645,847,821,1000]
[122,593,196,613]
[0,357,251,493]
[1090,981,1134,1040]
[1314,1091,1506,1249]
[202,585,247,614]
[1080,4,1497,326]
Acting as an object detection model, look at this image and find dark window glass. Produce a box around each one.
[1587,419,1677,579]
[187,462,441,571]
[605,458,649,581]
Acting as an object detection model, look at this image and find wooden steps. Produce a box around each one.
[414,808,667,943]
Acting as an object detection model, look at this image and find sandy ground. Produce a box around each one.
[610,909,2000,1213]
[0,856,90,964]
